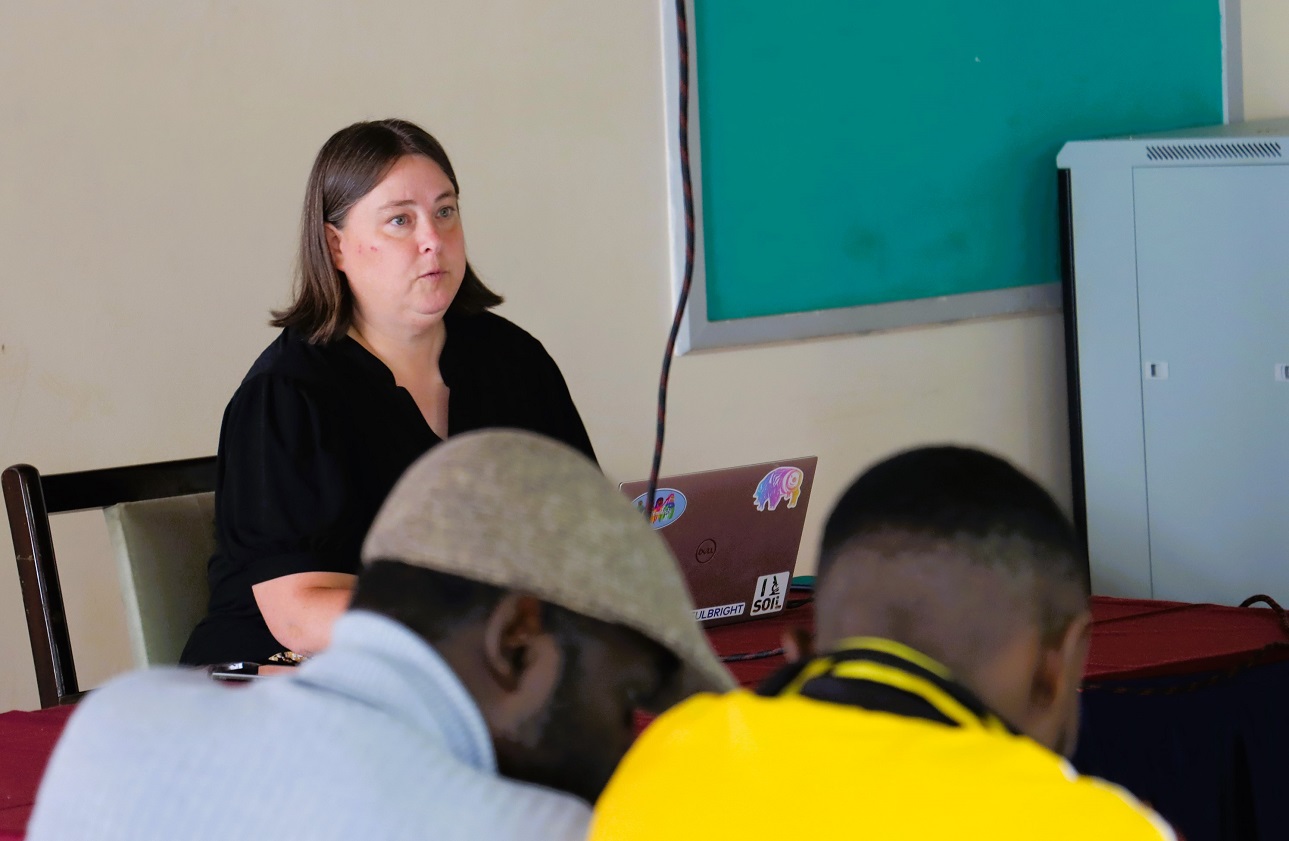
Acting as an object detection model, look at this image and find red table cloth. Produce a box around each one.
[707,594,1289,686]
[2,594,1285,839]
[0,705,74,841]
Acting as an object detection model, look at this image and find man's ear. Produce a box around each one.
[780,627,815,664]
[325,223,346,272]
[1029,610,1092,753]
[481,595,565,745]
[482,594,547,692]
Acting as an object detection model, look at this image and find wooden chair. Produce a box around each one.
[2,457,216,708]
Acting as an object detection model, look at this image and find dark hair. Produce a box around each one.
[352,561,587,645]
[819,446,1089,636]
[271,118,502,343]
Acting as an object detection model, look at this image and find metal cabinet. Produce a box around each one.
[1060,121,1289,604]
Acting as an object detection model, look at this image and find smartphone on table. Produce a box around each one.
[206,662,265,682]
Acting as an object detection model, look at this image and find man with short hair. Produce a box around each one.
[591,445,1177,840]
[28,430,732,841]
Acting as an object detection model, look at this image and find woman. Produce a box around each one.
[181,119,596,666]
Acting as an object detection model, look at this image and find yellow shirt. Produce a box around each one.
[591,639,1174,841]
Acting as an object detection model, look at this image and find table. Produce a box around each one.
[2,595,1285,840]
[1074,597,1289,841]
[0,705,74,841]
[708,594,1289,686]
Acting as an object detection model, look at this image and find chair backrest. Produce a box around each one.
[104,493,216,668]
[2,457,216,708]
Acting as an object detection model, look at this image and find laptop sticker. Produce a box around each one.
[753,466,805,511]
[750,571,791,616]
[694,602,746,621]
[632,489,687,530]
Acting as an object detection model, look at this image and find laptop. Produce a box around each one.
[620,457,818,627]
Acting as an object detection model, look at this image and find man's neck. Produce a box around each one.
[769,636,1019,737]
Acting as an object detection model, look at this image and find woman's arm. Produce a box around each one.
[252,571,357,656]
[213,369,360,660]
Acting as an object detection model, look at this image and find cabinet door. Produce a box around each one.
[1133,165,1289,605]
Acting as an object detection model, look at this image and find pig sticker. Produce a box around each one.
[753,466,804,512]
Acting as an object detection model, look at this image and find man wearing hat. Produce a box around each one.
[28,430,732,841]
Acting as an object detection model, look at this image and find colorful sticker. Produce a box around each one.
[750,571,791,616]
[694,602,746,622]
[633,489,687,529]
[753,466,805,512]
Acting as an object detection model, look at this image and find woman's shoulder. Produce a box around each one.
[448,310,546,352]
[444,311,558,381]
[238,327,397,396]
[241,327,345,384]
[444,309,580,402]
[225,328,369,419]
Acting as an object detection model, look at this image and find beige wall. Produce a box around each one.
[1,2,1285,712]
[1242,0,1289,120]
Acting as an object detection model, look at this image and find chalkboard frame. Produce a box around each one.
[660,0,1242,353]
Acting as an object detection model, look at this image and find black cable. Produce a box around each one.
[721,648,785,663]
[644,0,697,522]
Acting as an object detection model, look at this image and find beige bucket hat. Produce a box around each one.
[362,429,735,705]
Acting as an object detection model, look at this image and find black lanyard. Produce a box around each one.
[759,637,1017,735]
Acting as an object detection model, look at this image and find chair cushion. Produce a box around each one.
[103,494,215,667]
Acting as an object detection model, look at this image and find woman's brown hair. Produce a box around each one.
[272,119,502,343]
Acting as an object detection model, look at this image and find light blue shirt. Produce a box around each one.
[28,611,590,840]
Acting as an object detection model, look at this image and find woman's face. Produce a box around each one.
[326,154,467,338]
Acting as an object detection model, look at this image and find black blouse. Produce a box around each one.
[180,311,596,665]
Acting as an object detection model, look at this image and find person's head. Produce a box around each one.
[357,430,735,803]
[815,445,1091,756]
[351,564,670,803]
[272,118,502,344]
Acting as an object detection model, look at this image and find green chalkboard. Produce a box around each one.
[693,1,1225,322]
